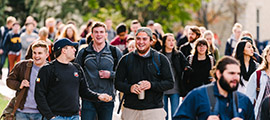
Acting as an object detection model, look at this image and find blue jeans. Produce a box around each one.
[163,94,180,120]
[16,111,42,120]
[81,100,114,120]
[0,51,8,74]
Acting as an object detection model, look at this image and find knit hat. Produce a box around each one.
[135,27,153,40]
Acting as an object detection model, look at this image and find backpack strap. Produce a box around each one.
[152,51,161,76]
[207,84,216,113]
[11,60,33,116]
[80,48,89,68]
[256,70,262,100]
[109,45,118,71]
[233,92,239,117]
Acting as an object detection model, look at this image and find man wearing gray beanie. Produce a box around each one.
[115,27,174,120]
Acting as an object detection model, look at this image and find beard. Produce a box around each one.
[218,75,239,93]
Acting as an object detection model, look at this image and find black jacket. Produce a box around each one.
[179,42,192,57]
[35,60,99,119]
[169,50,190,96]
[115,49,174,110]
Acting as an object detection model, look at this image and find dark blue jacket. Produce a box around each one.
[173,82,255,120]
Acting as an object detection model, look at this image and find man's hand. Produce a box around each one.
[98,93,112,102]
[139,80,151,90]
[207,115,220,120]
[130,84,141,94]
[99,70,110,79]
[20,80,29,89]
[231,117,243,120]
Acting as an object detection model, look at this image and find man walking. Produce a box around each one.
[6,41,49,120]
[35,38,112,120]
[179,26,201,57]
[75,22,122,120]
[115,27,174,120]
[173,56,254,120]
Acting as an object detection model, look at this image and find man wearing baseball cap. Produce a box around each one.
[35,38,112,120]
[115,27,174,120]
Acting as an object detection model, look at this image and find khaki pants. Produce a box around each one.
[121,107,166,120]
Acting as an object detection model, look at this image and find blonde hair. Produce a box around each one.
[32,41,49,53]
[240,30,253,39]
[38,27,49,37]
[258,45,270,71]
[55,24,66,39]
[58,24,80,42]
[232,23,242,34]
[203,30,216,53]
[6,16,16,24]
[45,17,56,25]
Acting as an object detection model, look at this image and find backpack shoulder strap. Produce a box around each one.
[80,47,89,68]
[233,92,239,117]
[206,84,216,112]
[256,70,262,100]
[153,51,161,76]
[109,45,118,71]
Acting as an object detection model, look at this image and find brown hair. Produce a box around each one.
[32,41,49,53]
[191,38,210,55]
[91,22,107,32]
[210,56,240,80]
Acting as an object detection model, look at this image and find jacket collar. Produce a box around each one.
[133,48,155,58]
[85,41,111,54]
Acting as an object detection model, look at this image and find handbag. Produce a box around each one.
[0,60,32,120]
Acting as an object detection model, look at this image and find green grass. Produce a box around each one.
[4,58,8,68]
[0,94,9,115]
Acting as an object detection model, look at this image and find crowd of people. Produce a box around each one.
[1,15,270,120]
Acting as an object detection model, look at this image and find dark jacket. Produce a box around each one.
[177,35,188,48]
[115,49,174,110]
[261,95,270,120]
[179,42,192,57]
[225,35,237,56]
[173,82,255,120]
[3,31,21,52]
[6,59,33,110]
[75,41,122,100]
[162,50,190,96]
[35,60,100,119]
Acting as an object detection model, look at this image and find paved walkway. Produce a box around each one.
[0,68,15,99]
